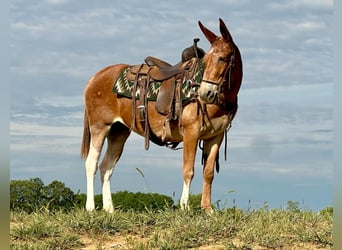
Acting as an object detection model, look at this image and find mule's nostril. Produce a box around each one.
[199,83,218,103]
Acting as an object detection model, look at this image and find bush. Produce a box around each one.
[75,191,175,212]
[175,193,203,211]
[94,190,174,212]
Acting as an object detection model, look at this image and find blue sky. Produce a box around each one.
[10,0,333,210]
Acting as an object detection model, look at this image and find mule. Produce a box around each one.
[81,18,243,213]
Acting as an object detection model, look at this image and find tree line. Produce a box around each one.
[10,177,334,216]
[10,177,181,213]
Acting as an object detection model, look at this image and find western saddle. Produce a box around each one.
[125,38,205,149]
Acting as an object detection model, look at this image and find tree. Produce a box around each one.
[286,200,301,212]
[10,178,77,212]
[10,178,45,213]
[42,180,76,211]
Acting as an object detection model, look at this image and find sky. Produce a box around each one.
[10,0,333,211]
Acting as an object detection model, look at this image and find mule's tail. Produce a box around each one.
[81,110,91,160]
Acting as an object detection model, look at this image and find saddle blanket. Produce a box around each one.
[112,60,204,101]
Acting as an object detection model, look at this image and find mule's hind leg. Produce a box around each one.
[99,122,130,213]
[201,132,224,213]
[85,126,108,212]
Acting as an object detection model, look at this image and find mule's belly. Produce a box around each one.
[117,98,184,143]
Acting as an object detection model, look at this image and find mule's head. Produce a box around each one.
[198,18,238,104]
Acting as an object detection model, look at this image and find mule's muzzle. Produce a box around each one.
[198,82,218,103]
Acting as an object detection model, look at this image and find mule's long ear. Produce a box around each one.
[198,20,218,44]
[219,18,233,41]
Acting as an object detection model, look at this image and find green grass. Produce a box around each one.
[10,206,333,249]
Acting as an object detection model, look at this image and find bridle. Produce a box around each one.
[201,46,236,92]
[196,46,237,166]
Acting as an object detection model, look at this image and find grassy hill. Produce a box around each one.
[10,206,332,249]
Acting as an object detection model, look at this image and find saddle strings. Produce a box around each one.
[131,64,144,132]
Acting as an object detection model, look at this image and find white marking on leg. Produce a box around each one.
[100,155,115,213]
[102,171,114,213]
[180,182,190,210]
[85,144,100,212]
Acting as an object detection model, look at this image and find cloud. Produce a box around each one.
[267,0,333,12]
[47,0,70,4]
[285,20,326,33]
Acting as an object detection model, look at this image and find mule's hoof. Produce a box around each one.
[85,203,95,212]
[103,206,114,213]
[202,206,214,214]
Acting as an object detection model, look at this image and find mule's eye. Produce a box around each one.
[218,56,229,62]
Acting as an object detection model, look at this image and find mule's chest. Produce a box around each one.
[200,113,233,139]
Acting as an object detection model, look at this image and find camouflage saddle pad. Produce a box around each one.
[112,59,204,102]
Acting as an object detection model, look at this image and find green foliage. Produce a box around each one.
[94,190,174,212]
[42,180,76,211]
[10,178,76,213]
[286,200,301,212]
[188,193,202,210]
[10,178,175,213]
[73,193,86,209]
[10,178,45,213]
[110,190,174,212]
[175,193,208,211]
[320,206,333,217]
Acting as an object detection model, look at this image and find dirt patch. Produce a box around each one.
[80,234,127,249]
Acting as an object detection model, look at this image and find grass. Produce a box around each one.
[10,205,332,250]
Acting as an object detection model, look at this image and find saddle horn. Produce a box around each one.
[193,38,200,58]
[181,37,205,62]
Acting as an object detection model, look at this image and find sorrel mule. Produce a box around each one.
[81,18,242,213]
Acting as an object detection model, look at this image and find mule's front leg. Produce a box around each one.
[201,133,224,213]
[180,130,199,210]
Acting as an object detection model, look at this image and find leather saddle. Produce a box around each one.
[127,56,196,81]
[126,57,198,115]
[145,56,195,81]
